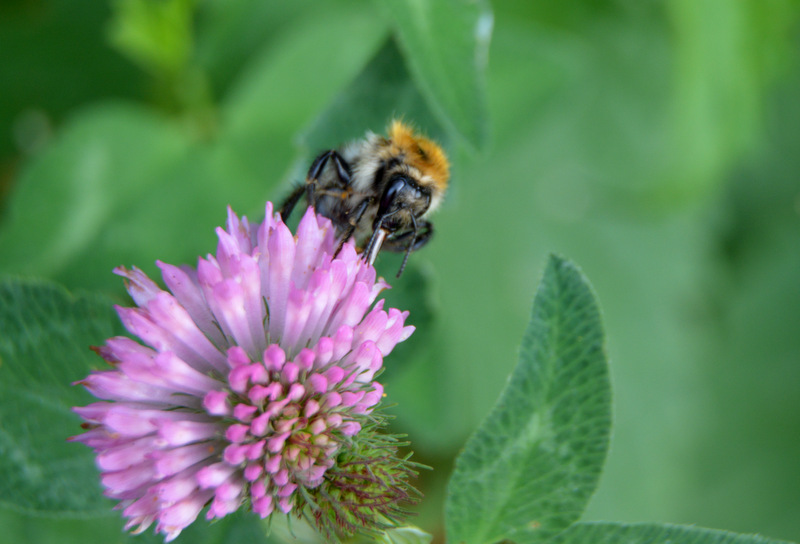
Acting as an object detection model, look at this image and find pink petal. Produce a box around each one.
[196,462,235,489]
[157,261,225,347]
[153,443,218,478]
[266,222,295,340]
[114,266,162,307]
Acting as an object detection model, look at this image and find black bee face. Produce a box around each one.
[374,174,431,232]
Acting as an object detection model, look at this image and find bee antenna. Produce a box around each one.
[396,215,418,278]
[396,248,411,278]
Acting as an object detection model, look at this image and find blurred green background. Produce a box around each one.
[1,0,799,542]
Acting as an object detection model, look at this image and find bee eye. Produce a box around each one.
[380,176,408,212]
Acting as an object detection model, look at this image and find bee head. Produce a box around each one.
[373,174,430,230]
[388,120,450,200]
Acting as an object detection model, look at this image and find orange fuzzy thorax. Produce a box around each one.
[388,120,450,192]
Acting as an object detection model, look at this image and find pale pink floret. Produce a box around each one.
[72,203,414,541]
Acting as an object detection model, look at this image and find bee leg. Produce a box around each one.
[307,150,353,188]
[303,149,354,210]
[334,197,373,258]
[382,220,433,253]
[279,185,306,219]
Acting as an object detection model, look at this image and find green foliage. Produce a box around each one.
[0,1,145,162]
[0,508,270,544]
[442,256,794,544]
[379,0,492,148]
[1,0,800,543]
[108,0,194,78]
[553,522,793,544]
[298,38,442,157]
[664,0,797,202]
[0,278,121,514]
[0,105,191,286]
[445,255,610,544]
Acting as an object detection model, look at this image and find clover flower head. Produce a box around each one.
[72,203,416,541]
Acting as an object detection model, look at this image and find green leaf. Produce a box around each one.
[552,522,795,544]
[444,255,611,544]
[0,0,145,160]
[0,102,268,293]
[377,261,437,381]
[213,1,390,199]
[664,0,797,203]
[0,103,190,285]
[377,262,454,449]
[107,0,194,77]
[162,511,270,544]
[221,4,388,149]
[194,1,311,96]
[0,508,271,544]
[379,0,492,148]
[377,526,434,544]
[297,38,444,158]
[0,278,123,515]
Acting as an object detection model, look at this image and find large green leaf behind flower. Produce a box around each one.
[0,278,121,514]
[445,255,611,544]
[553,522,793,544]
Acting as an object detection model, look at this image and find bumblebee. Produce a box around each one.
[280,120,449,277]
